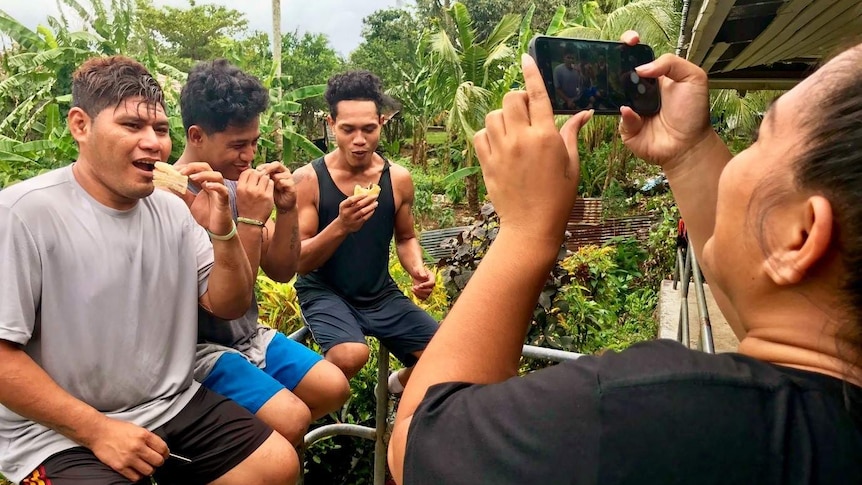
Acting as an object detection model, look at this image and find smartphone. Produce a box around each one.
[528,35,660,116]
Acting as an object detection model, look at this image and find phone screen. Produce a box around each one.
[529,35,660,116]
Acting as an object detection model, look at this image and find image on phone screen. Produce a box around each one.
[529,35,660,116]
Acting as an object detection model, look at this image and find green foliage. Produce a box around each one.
[411,168,457,229]
[0,0,152,187]
[349,8,420,92]
[439,203,659,358]
[136,0,248,70]
[278,31,344,142]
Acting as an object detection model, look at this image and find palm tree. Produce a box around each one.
[426,1,523,211]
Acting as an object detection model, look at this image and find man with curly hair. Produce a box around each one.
[0,55,295,485]
[293,70,438,393]
[173,59,350,447]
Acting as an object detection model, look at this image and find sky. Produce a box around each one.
[1,0,408,56]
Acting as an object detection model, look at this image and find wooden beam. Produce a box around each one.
[764,1,862,63]
[723,0,815,72]
[708,78,801,90]
[745,0,857,68]
[701,42,731,73]
[687,0,736,66]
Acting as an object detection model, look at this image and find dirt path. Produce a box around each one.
[657,279,740,353]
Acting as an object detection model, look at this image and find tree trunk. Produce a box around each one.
[465,146,479,213]
[272,0,283,163]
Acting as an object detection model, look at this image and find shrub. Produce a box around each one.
[439,203,660,359]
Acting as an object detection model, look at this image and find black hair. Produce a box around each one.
[180,59,269,134]
[72,56,164,118]
[324,70,384,119]
[793,46,862,360]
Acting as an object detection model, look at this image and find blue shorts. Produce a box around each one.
[201,332,322,414]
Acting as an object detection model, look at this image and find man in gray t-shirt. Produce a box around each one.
[0,56,297,485]
[553,51,582,109]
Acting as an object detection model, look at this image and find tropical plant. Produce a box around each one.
[426,1,526,211]
[0,0,151,187]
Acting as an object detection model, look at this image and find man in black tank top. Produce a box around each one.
[293,70,439,394]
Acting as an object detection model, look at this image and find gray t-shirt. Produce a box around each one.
[0,166,214,483]
[554,63,582,99]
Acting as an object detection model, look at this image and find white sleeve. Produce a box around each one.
[0,206,41,345]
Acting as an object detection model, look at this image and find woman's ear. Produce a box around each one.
[763,195,833,285]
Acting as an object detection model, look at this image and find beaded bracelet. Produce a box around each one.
[207,220,238,241]
[237,217,266,227]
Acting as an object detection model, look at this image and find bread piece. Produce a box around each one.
[153,161,188,194]
[353,183,381,197]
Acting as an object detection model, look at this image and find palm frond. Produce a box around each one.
[546,6,568,36]
[517,3,536,55]
[0,11,49,51]
[556,26,602,39]
[461,45,488,84]
[430,30,461,67]
[484,43,514,69]
[36,25,59,49]
[448,2,475,51]
[483,14,520,50]
[601,0,679,53]
[284,84,326,102]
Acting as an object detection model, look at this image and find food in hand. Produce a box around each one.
[354,183,381,196]
[153,162,188,194]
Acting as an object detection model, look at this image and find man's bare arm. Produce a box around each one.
[0,340,168,480]
[295,167,378,274]
[261,209,300,282]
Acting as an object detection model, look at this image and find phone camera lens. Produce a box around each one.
[630,72,640,84]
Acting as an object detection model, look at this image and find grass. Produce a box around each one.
[425,130,447,146]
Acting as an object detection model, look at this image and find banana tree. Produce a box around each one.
[427,1,522,212]
[257,60,326,167]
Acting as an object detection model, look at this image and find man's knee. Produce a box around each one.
[256,390,312,447]
[325,343,370,379]
[213,432,299,485]
[297,361,351,418]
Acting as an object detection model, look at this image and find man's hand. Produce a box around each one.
[236,168,275,223]
[411,266,436,301]
[336,193,379,234]
[473,54,593,244]
[178,167,233,237]
[257,162,298,213]
[89,418,169,482]
[618,31,714,172]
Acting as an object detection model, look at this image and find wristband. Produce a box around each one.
[237,216,266,227]
[207,220,237,241]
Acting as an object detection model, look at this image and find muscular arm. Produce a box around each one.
[260,208,300,282]
[393,169,426,276]
[294,166,350,275]
[200,231,255,321]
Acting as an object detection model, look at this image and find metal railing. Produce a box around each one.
[288,326,582,484]
[672,239,715,353]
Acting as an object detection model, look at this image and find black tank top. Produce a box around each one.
[295,157,400,306]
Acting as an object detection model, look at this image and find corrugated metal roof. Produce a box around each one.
[679,0,862,90]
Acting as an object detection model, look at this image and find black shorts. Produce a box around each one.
[300,290,439,367]
[23,387,272,485]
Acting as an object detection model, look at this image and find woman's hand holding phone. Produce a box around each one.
[617,31,720,173]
